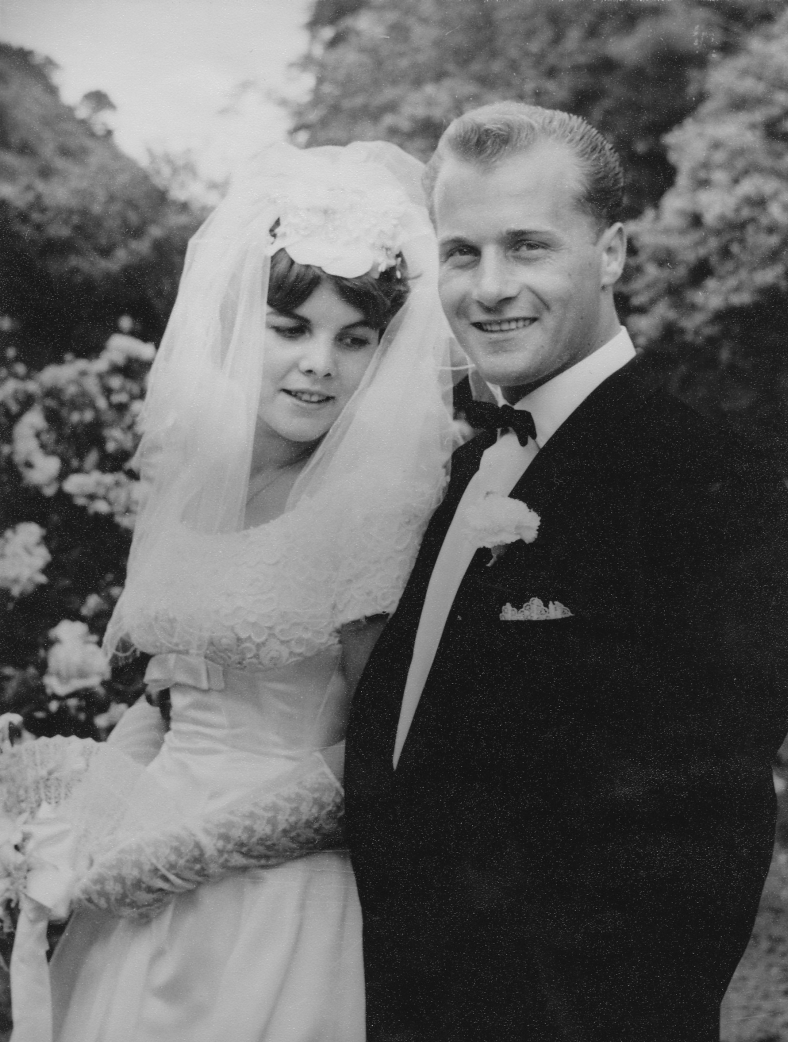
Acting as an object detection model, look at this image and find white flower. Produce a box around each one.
[80,593,106,617]
[0,376,35,409]
[44,620,109,697]
[62,470,141,530]
[0,810,28,925]
[0,810,24,852]
[12,407,61,495]
[37,358,94,391]
[0,804,82,930]
[100,333,156,368]
[464,492,540,549]
[0,523,51,598]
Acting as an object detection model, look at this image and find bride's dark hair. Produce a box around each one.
[267,246,410,332]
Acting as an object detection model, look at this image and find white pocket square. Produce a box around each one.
[500,598,573,621]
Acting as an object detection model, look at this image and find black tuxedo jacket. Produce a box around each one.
[345,359,788,1042]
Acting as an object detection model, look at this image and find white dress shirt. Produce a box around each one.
[392,327,637,767]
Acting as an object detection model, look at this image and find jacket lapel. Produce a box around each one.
[507,357,661,511]
[419,429,496,558]
[386,428,497,633]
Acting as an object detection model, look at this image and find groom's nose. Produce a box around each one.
[472,251,518,309]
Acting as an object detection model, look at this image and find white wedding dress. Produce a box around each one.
[48,494,420,1042]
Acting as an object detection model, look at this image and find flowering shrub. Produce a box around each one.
[0,331,155,739]
[61,472,141,530]
[12,409,61,496]
[0,524,50,599]
[44,622,110,698]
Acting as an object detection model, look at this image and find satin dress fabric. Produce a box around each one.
[49,648,365,1042]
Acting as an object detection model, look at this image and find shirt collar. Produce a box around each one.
[482,327,636,447]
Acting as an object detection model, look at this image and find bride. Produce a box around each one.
[39,141,455,1041]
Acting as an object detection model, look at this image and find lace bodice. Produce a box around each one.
[116,483,435,671]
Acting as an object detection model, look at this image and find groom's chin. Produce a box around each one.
[464,351,542,396]
[474,368,532,401]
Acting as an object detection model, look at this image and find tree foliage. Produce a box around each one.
[295,0,783,217]
[626,10,788,465]
[0,45,202,366]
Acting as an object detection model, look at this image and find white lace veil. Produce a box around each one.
[103,141,457,659]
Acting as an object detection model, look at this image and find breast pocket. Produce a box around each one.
[470,566,578,628]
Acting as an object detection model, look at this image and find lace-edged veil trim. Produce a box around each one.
[103,141,457,662]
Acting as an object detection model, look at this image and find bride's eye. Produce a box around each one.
[268,321,306,339]
[338,332,376,351]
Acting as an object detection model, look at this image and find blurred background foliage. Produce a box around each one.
[627,9,788,461]
[294,0,783,216]
[0,43,202,367]
[295,0,788,459]
[0,0,787,740]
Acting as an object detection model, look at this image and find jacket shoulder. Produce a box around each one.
[614,384,780,488]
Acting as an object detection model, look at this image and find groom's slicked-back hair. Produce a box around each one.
[424,101,625,231]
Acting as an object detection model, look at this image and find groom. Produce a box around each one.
[344,102,788,1041]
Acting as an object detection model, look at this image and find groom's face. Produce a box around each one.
[434,141,623,402]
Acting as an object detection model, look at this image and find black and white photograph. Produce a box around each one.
[0,1,787,1039]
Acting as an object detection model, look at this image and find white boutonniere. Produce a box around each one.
[464,492,540,565]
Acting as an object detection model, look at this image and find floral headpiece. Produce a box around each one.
[265,161,412,279]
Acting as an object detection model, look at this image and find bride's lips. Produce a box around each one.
[471,317,537,333]
[282,388,335,406]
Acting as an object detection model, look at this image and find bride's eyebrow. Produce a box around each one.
[341,320,375,331]
[267,308,309,323]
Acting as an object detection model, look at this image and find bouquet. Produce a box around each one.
[0,716,152,1042]
[0,725,102,937]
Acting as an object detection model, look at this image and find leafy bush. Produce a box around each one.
[294,0,784,217]
[625,10,788,467]
[0,44,202,366]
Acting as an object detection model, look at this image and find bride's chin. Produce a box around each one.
[258,406,337,446]
[279,420,334,447]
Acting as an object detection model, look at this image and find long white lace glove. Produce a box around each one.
[73,752,344,920]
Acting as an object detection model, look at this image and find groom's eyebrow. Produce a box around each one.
[503,226,555,241]
[439,227,557,252]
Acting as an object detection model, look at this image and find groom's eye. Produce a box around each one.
[441,242,478,264]
[511,238,546,255]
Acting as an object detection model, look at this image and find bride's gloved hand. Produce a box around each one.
[73,750,344,921]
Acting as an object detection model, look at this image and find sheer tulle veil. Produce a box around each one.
[103,141,457,659]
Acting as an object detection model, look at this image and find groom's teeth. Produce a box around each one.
[476,318,535,332]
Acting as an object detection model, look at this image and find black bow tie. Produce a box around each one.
[464,401,537,447]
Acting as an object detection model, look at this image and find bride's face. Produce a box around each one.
[259,280,380,445]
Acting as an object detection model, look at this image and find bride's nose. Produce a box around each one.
[298,335,335,378]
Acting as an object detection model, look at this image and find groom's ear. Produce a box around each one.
[599,222,627,289]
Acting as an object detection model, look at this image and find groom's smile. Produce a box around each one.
[434,140,625,402]
[472,317,537,334]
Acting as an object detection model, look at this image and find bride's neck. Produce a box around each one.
[245,428,318,528]
[249,426,317,480]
